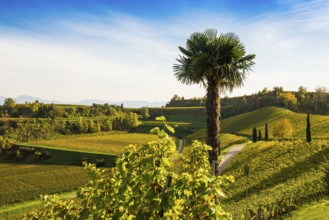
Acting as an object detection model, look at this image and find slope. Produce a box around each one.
[221,107,329,139]
[221,140,329,219]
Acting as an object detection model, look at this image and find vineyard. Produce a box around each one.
[28,132,158,154]
[221,107,329,139]
[0,164,89,206]
[221,140,329,219]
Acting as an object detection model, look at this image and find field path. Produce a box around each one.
[218,144,246,175]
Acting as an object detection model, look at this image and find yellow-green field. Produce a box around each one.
[0,163,88,206]
[29,132,158,154]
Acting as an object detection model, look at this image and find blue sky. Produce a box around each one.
[0,0,328,102]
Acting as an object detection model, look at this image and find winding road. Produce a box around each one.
[217,144,246,175]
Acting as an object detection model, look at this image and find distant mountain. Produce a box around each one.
[0,95,167,108]
[76,100,167,107]
[0,96,5,105]
[109,100,167,108]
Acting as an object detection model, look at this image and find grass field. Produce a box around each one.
[291,199,329,220]
[149,107,206,124]
[0,164,89,206]
[221,107,329,139]
[185,128,248,149]
[28,131,158,154]
[221,139,329,219]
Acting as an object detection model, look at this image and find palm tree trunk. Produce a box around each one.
[206,78,221,174]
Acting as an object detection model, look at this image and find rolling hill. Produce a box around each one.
[221,107,329,139]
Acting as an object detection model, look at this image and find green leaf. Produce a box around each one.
[150,127,160,134]
[165,124,175,134]
[155,116,166,121]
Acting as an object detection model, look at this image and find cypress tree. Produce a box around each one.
[306,113,312,143]
[252,127,258,142]
[265,123,269,141]
[258,129,262,141]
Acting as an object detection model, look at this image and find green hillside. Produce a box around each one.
[222,140,329,219]
[221,107,329,139]
[135,107,206,137]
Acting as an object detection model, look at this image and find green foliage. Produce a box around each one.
[166,87,329,117]
[133,107,206,138]
[25,127,233,219]
[222,140,329,219]
[258,129,262,141]
[252,127,257,142]
[265,123,269,141]
[140,106,150,120]
[272,118,293,139]
[306,113,312,143]
[0,101,122,118]
[0,113,139,142]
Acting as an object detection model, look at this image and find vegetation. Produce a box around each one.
[184,128,248,150]
[29,132,158,154]
[25,123,233,219]
[0,99,123,118]
[272,118,293,139]
[265,123,269,141]
[307,113,312,143]
[252,127,257,142]
[221,107,329,139]
[0,112,139,142]
[133,107,206,138]
[290,199,329,219]
[173,28,255,173]
[166,86,329,117]
[0,191,76,220]
[221,140,329,219]
[0,164,89,206]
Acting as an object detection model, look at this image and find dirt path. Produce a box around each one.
[218,144,246,175]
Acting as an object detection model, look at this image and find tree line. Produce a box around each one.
[166,86,329,117]
[0,98,124,118]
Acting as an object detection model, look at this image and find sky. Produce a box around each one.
[0,0,328,102]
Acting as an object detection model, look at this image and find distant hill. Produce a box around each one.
[0,95,167,107]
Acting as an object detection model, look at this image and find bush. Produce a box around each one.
[25,124,233,219]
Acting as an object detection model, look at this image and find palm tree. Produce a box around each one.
[173,29,255,174]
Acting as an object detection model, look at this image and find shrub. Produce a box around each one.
[25,124,233,219]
